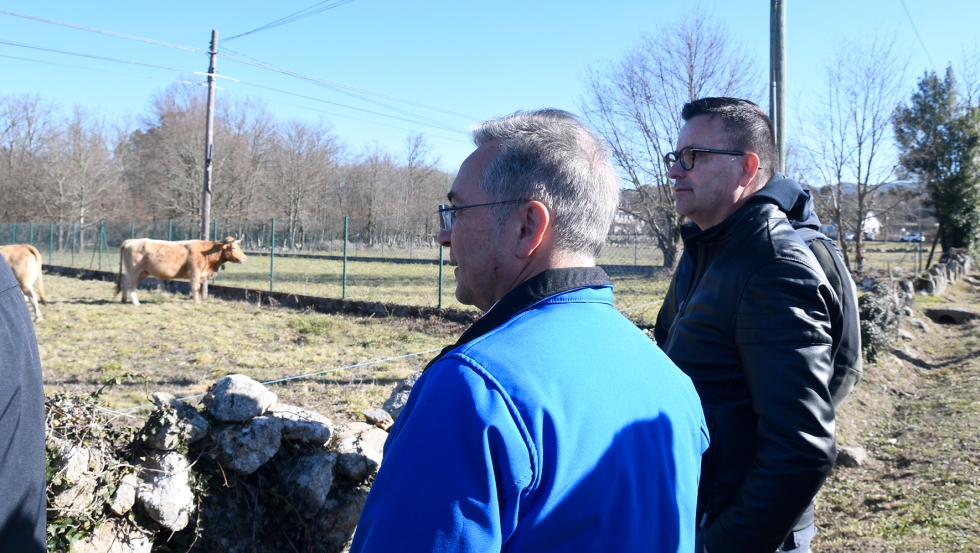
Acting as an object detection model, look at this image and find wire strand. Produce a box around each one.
[224,0,356,42]
[118,347,443,412]
[0,38,195,73]
[0,9,207,54]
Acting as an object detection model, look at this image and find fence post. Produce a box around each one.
[98,221,105,271]
[438,245,444,309]
[342,217,349,300]
[269,218,276,292]
[213,219,218,241]
[12,222,16,243]
[29,222,34,245]
[634,231,638,265]
[168,220,173,241]
[49,222,54,263]
[131,221,135,239]
[71,222,77,267]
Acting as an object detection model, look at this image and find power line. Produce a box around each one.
[221,87,471,144]
[221,52,478,120]
[899,0,936,70]
[225,0,356,42]
[234,78,469,135]
[0,9,206,54]
[0,38,195,73]
[0,52,206,86]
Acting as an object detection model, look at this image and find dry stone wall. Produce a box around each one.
[46,374,399,553]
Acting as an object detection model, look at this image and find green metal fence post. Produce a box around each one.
[11,222,16,243]
[438,245,444,309]
[71,222,77,266]
[213,219,218,241]
[168,220,173,241]
[270,218,276,292]
[98,221,105,271]
[29,222,34,245]
[131,221,135,239]
[342,217,349,300]
[49,222,54,263]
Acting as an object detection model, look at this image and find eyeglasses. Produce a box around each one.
[663,147,746,172]
[438,200,529,231]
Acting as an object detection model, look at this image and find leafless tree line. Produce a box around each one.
[0,84,453,248]
[582,10,978,270]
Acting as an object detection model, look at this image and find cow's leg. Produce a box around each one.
[23,288,41,321]
[128,275,141,306]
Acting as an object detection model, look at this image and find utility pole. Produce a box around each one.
[200,29,218,300]
[770,0,787,174]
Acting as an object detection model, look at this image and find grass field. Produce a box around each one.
[34,274,466,421]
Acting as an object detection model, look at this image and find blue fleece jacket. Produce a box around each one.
[350,283,708,553]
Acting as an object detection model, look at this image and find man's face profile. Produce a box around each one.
[667,115,746,229]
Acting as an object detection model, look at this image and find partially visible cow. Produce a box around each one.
[0,244,47,321]
[116,237,246,305]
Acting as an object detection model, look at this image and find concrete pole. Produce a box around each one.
[200,29,218,299]
[770,0,787,174]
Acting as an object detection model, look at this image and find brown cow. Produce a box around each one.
[0,244,47,321]
[116,237,246,305]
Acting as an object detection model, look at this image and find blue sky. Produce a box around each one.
[0,0,977,171]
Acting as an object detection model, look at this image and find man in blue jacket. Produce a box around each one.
[351,109,708,553]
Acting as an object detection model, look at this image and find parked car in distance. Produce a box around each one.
[901,233,925,242]
[844,232,856,241]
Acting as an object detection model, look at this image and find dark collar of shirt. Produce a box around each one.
[422,266,613,372]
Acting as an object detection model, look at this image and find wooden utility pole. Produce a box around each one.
[200,29,218,299]
[770,0,787,173]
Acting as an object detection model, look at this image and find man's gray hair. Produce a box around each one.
[471,109,620,260]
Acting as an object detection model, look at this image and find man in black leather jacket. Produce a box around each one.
[655,98,842,553]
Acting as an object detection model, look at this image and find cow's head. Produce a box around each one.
[220,237,247,263]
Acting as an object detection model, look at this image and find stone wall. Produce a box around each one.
[47,375,396,553]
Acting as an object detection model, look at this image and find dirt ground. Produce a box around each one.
[814,276,980,551]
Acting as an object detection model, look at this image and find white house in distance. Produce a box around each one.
[819,211,882,240]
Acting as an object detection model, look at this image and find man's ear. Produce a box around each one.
[514,200,551,259]
[738,152,761,188]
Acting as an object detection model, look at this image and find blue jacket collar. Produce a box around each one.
[423,267,612,371]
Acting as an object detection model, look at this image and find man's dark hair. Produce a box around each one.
[681,97,777,184]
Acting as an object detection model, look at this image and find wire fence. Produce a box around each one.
[0,217,671,322]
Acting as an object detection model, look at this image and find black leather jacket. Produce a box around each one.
[655,187,841,553]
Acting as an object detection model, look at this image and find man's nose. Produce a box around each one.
[437,228,451,248]
[666,161,685,180]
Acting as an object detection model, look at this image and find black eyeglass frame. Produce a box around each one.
[438,200,530,231]
[663,147,746,172]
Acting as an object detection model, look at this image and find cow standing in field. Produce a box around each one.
[116,237,246,305]
[0,244,47,321]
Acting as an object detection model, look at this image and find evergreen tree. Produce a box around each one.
[893,67,980,252]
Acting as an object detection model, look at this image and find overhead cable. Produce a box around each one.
[225,0,355,42]
[899,0,936,70]
[234,78,469,135]
[0,39,194,73]
[0,9,206,54]
[221,52,478,120]
[222,88,472,144]
[0,52,205,85]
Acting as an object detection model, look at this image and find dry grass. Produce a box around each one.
[814,277,980,551]
[34,274,465,422]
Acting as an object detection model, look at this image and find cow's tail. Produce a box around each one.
[115,249,123,294]
[27,245,47,304]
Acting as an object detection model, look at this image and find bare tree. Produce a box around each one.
[800,34,908,270]
[581,9,761,268]
[266,119,341,245]
[0,95,58,222]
